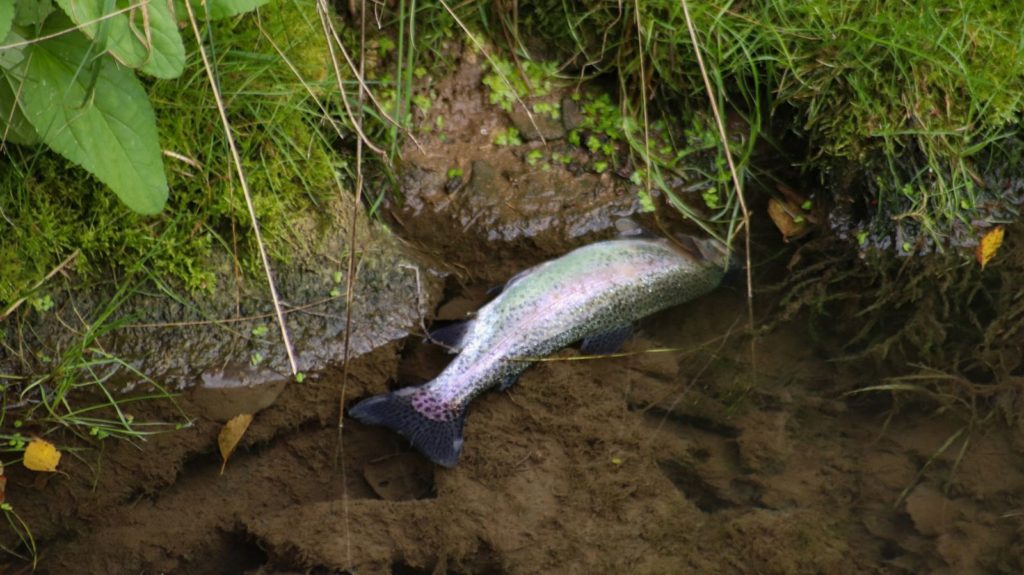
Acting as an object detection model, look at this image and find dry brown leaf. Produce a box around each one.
[24,438,61,472]
[977,226,1005,270]
[767,198,809,241]
[219,414,254,474]
[776,183,805,206]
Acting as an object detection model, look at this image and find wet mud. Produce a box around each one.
[6,45,1024,575]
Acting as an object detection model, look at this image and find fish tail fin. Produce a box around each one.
[348,385,466,468]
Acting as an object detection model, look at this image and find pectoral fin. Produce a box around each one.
[427,320,474,353]
[580,325,633,355]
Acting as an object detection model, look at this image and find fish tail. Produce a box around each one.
[348,385,466,468]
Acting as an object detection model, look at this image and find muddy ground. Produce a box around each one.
[8,286,1024,574]
[5,45,1024,575]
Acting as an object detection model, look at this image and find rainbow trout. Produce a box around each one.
[349,236,730,467]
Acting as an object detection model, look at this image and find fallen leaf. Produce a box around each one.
[219,414,253,475]
[768,198,809,241]
[24,438,61,472]
[977,226,1005,269]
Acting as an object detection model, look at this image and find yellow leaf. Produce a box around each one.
[24,439,61,472]
[218,414,253,475]
[977,226,1005,270]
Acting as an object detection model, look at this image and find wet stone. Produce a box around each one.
[0,199,445,406]
[396,153,644,282]
[187,363,289,422]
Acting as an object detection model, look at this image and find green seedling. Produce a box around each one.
[494,127,523,146]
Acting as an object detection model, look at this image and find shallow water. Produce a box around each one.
[12,276,1023,574]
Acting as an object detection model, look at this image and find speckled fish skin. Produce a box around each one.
[349,236,729,466]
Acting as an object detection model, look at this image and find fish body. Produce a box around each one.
[349,236,729,467]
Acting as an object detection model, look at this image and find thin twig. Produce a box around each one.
[679,0,756,371]
[182,1,298,375]
[315,0,362,568]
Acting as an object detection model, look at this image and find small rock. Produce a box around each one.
[561,96,584,132]
[509,104,565,141]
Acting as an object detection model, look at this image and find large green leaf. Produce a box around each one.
[55,0,185,78]
[177,0,273,21]
[0,70,40,145]
[0,1,14,42]
[14,0,54,27]
[16,19,167,214]
[0,28,41,144]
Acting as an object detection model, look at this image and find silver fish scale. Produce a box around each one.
[423,238,727,413]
